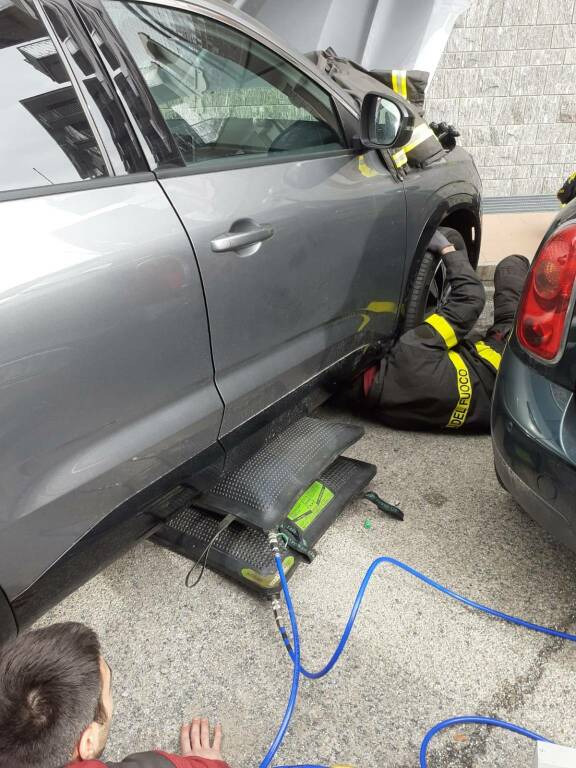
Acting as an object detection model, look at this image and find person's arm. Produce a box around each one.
[420,231,485,349]
[110,752,230,768]
[155,753,230,768]
[114,719,231,768]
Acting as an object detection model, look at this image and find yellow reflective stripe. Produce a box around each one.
[425,313,458,349]
[392,69,408,98]
[403,123,435,154]
[392,149,407,167]
[446,351,472,429]
[475,341,502,371]
[393,124,435,167]
[401,71,408,98]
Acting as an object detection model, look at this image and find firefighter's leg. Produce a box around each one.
[471,255,529,388]
[487,254,530,340]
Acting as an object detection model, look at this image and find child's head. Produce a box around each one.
[0,622,113,768]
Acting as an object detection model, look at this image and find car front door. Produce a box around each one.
[100,0,407,436]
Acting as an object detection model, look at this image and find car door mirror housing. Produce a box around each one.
[359,92,415,149]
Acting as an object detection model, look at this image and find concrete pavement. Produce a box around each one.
[39,411,576,768]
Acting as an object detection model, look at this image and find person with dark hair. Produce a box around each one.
[0,622,230,768]
[354,228,530,431]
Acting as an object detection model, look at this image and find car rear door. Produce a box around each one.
[94,0,407,437]
[0,0,223,622]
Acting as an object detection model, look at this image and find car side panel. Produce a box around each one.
[161,150,407,437]
[0,179,223,605]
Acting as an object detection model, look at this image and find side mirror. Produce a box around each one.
[359,92,415,149]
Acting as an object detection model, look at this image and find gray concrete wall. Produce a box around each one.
[425,0,576,197]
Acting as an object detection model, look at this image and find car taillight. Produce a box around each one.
[517,224,576,361]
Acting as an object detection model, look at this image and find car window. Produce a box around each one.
[103,2,346,169]
[0,1,108,193]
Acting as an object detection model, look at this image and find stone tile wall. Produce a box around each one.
[425,0,576,196]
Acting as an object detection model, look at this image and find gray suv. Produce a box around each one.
[0,0,481,642]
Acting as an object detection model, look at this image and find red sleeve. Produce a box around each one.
[155,751,231,768]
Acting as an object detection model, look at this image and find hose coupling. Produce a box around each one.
[268,530,281,555]
[270,594,283,617]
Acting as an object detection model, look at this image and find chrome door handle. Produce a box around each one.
[210,223,274,253]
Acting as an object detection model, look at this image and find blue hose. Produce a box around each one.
[282,556,576,679]
[259,554,302,768]
[419,716,551,768]
[264,554,576,768]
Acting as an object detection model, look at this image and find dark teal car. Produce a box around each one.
[492,206,576,551]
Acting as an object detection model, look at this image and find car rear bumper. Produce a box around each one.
[491,347,576,552]
[493,440,576,551]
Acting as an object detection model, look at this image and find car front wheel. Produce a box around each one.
[402,226,467,332]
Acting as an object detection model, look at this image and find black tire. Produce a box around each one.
[402,227,467,332]
[403,250,443,332]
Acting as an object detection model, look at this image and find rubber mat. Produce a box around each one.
[194,417,364,528]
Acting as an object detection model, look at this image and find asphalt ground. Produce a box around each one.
[39,406,576,768]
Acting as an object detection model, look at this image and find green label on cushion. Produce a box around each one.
[288,481,334,530]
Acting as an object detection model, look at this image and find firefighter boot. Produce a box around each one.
[489,254,530,339]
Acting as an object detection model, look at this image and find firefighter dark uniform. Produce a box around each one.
[558,170,576,206]
[361,234,529,432]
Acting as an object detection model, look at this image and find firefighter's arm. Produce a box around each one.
[423,233,485,349]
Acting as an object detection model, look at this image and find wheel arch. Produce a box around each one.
[399,192,481,329]
[441,205,481,269]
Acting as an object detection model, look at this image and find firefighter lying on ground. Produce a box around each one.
[355,228,529,432]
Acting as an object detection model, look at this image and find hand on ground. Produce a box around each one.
[180,718,223,762]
